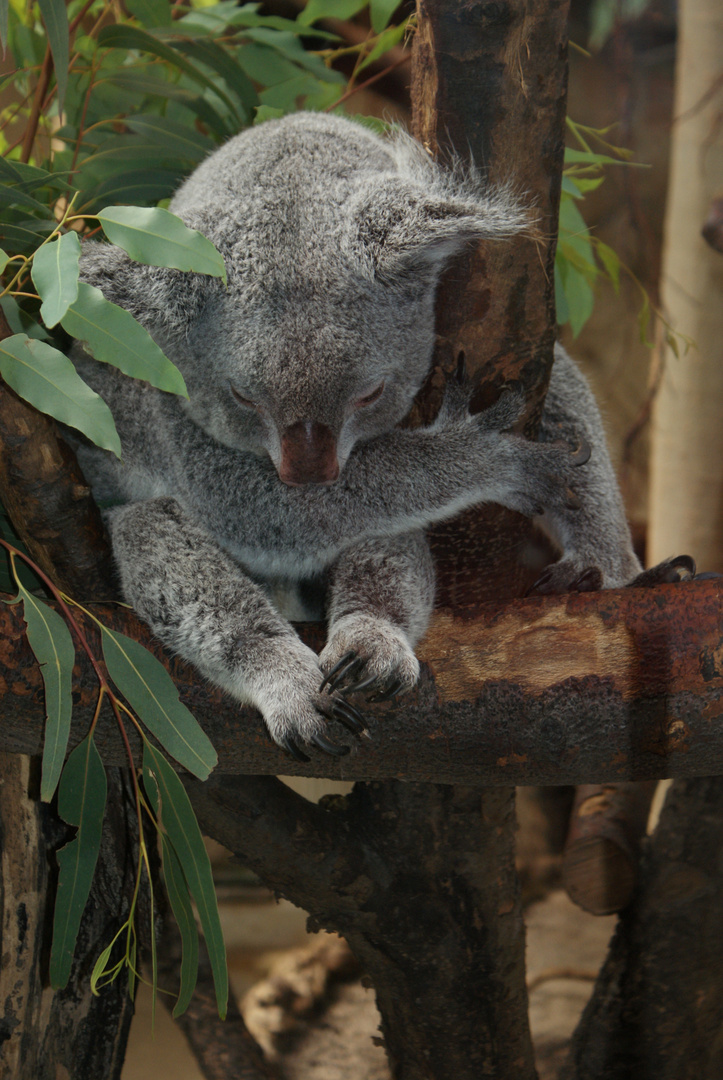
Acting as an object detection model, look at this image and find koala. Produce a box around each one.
[69,111,688,760]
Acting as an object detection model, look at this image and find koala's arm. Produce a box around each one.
[107,496,361,755]
[534,345,642,590]
[319,531,435,694]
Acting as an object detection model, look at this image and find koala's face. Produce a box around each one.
[179,269,439,486]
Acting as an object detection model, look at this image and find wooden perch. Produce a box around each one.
[562,781,658,915]
[1,576,720,786]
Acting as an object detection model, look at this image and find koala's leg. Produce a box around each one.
[535,346,692,591]
[108,497,362,757]
[319,531,435,698]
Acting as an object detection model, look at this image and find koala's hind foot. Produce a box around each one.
[319,613,421,701]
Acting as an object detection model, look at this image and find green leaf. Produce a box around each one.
[97,24,241,117]
[0,0,7,54]
[103,71,236,137]
[298,0,368,25]
[89,169,186,209]
[0,219,57,254]
[50,735,107,989]
[37,0,69,113]
[17,583,75,802]
[97,206,226,283]
[0,182,54,216]
[124,114,215,160]
[125,0,172,29]
[357,20,407,74]
[370,0,400,33]
[60,282,188,397]
[170,38,258,116]
[160,834,200,1017]
[101,624,217,780]
[142,742,228,1018]
[31,231,81,327]
[0,248,8,274]
[0,334,122,456]
[253,104,285,125]
[244,28,344,82]
[595,239,622,293]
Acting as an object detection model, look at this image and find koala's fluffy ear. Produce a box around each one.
[79,241,217,340]
[353,181,529,283]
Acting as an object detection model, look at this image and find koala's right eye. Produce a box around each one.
[230,385,257,409]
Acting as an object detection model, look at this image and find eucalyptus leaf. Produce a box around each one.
[370,0,400,33]
[50,735,107,989]
[143,742,228,1018]
[97,206,226,282]
[0,334,122,457]
[298,0,368,25]
[0,183,54,216]
[160,834,200,1018]
[31,231,81,327]
[37,0,69,113]
[17,583,75,802]
[356,20,407,75]
[124,114,215,159]
[125,0,172,29]
[0,248,8,274]
[101,624,217,780]
[60,282,188,398]
[98,24,240,117]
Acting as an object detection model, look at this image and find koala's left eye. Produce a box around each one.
[231,385,257,409]
[355,382,385,408]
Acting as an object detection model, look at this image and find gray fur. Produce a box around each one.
[70,111,642,751]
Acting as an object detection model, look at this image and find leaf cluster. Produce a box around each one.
[555,117,691,356]
[4,542,227,1018]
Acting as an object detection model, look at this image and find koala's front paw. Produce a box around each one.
[250,638,366,761]
[319,614,420,701]
[499,435,590,520]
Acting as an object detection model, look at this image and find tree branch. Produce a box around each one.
[1,575,720,786]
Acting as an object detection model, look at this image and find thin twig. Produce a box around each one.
[324,52,412,112]
[20,44,53,163]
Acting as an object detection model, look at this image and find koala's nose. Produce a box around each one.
[279,420,340,486]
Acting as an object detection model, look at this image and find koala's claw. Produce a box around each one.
[368,678,405,703]
[319,650,359,693]
[343,672,378,695]
[332,699,367,736]
[311,732,350,757]
[282,736,311,763]
[628,554,697,587]
[570,567,604,592]
[527,563,603,595]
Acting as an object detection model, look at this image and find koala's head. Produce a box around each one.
[79,113,527,486]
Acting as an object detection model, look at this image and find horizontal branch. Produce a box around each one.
[0,578,721,786]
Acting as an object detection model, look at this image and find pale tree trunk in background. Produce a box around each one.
[648,0,723,572]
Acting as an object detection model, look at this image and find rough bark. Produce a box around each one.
[0,757,137,1080]
[562,781,657,915]
[647,0,723,572]
[185,775,535,1080]
[409,0,571,608]
[563,777,723,1080]
[1,576,720,785]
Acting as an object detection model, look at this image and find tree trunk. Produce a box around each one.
[563,777,723,1079]
[647,0,723,571]
[0,756,137,1079]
